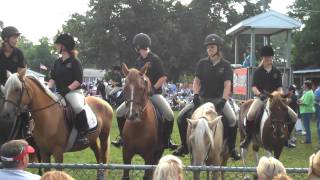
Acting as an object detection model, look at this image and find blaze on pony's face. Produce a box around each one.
[267,91,289,140]
[121,63,150,121]
[2,68,30,122]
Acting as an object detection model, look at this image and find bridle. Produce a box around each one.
[124,75,149,117]
[4,78,61,117]
[189,117,218,164]
[265,100,289,139]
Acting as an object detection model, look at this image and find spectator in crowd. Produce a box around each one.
[40,171,75,180]
[314,82,320,146]
[257,156,286,179]
[308,150,320,180]
[96,79,107,101]
[242,47,251,67]
[298,80,315,144]
[153,155,184,180]
[285,84,298,148]
[273,173,293,180]
[0,139,40,180]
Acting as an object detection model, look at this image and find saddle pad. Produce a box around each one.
[260,107,269,141]
[84,105,97,130]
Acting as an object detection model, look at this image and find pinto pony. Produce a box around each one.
[2,68,113,176]
[121,63,164,180]
[187,102,228,180]
[239,91,291,167]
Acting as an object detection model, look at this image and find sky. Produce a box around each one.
[0,0,295,43]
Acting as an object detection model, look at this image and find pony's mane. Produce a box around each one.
[26,75,60,102]
[193,117,214,152]
[269,91,287,108]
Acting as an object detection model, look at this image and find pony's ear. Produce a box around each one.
[6,70,12,79]
[187,118,197,128]
[121,63,129,77]
[17,68,27,81]
[208,116,222,129]
[140,62,150,75]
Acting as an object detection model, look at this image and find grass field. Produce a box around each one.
[62,111,320,168]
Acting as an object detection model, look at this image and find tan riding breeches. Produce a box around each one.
[65,89,85,114]
[116,94,174,121]
[247,97,298,123]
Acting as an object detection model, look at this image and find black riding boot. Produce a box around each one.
[75,110,89,145]
[111,117,126,147]
[163,120,178,150]
[240,119,254,149]
[20,112,32,139]
[228,125,241,160]
[173,115,189,156]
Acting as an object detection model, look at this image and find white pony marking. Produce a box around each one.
[129,84,134,117]
[260,99,271,142]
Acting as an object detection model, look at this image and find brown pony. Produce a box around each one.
[239,91,290,167]
[121,63,164,180]
[2,68,113,174]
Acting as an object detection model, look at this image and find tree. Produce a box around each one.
[289,0,320,68]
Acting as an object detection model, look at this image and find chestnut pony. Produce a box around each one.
[121,63,164,180]
[2,68,113,176]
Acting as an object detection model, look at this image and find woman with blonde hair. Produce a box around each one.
[257,156,286,179]
[153,155,184,180]
[308,150,320,180]
[40,170,74,180]
[273,173,293,180]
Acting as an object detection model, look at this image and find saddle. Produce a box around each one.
[151,101,166,146]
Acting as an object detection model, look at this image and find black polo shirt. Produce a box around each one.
[135,51,166,94]
[252,66,282,93]
[50,57,83,92]
[195,57,233,98]
[0,48,26,85]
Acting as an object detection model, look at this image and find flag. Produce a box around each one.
[40,64,47,71]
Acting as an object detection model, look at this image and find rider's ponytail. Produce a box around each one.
[70,49,78,59]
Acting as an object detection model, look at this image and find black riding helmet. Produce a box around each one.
[54,33,75,52]
[260,46,274,57]
[289,84,296,92]
[132,33,151,50]
[1,26,21,41]
[203,34,224,48]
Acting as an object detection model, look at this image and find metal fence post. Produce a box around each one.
[97,163,105,180]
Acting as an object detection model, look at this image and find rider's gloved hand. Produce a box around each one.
[49,87,55,93]
[59,87,71,96]
[216,98,227,112]
[258,93,268,101]
[193,94,201,108]
[148,86,157,96]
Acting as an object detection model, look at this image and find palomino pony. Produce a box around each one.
[121,63,164,180]
[187,102,228,180]
[2,68,113,173]
[239,91,290,167]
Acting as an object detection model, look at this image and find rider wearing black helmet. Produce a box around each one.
[48,33,89,144]
[112,33,177,150]
[0,26,30,139]
[0,26,25,85]
[240,46,298,149]
[173,34,241,160]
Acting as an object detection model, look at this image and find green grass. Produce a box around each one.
[62,111,320,168]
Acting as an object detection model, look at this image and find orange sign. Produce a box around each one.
[233,68,247,95]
